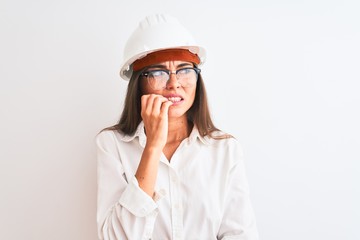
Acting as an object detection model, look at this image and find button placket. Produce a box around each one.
[168,167,183,240]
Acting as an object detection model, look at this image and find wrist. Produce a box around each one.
[144,144,163,154]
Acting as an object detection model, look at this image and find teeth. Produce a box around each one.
[168,97,181,102]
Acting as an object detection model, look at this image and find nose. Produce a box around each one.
[166,72,180,89]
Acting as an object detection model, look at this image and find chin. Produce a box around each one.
[168,108,187,119]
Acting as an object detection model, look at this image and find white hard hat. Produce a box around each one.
[119,14,206,80]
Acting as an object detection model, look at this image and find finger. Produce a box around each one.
[141,95,150,116]
[152,96,169,114]
[141,94,158,118]
[144,94,157,115]
[160,100,173,117]
[141,94,150,109]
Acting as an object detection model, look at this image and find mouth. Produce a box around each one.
[164,94,184,103]
[167,96,183,103]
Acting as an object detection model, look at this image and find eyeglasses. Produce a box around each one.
[141,67,201,90]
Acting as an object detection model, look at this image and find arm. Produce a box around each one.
[96,132,159,240]
[135,94,172,197]
[96,94,172,239]
[217,140,259,240]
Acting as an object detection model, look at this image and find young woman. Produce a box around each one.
[96,14,259,240]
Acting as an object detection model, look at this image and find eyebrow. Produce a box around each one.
[146,63,194,70]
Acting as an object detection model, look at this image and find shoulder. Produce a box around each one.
[203,131,244,163]
[96,129,119,142]
[95,129,125,149]
[204,130,240,148]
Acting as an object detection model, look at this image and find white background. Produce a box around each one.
[1,0,359,239]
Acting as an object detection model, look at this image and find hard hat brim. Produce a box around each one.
[119,46,206,81]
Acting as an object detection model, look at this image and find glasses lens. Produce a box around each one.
[147,70,168,90]
[177,68,198,87]
[143,68,199,90]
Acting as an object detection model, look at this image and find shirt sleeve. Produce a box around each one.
[96,131,159,240]
[217,139,260,240]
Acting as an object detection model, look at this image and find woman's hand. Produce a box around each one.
[134,94,172,197]
[141,94,173,150]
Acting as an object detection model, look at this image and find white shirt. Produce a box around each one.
[96,122,259,240]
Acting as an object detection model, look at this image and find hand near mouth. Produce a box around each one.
[136,93,173,197]
[141,94,173,149]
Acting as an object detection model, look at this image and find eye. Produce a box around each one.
[177,68,193,75]
[179,68,191,74]
[149,70,167,77]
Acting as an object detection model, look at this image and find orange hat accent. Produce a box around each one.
[132,49,200,71]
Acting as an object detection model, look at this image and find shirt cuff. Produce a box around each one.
[119,176,158,217]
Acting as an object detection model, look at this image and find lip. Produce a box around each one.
[164,94,184,105]
[164,94,184,98]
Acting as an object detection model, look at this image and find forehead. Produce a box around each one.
[148,60,194,68]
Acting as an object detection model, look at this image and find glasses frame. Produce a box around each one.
[140,67,201,90]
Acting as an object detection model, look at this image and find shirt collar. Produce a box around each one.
[120,121,211,147]
[188,124,211,145]
[120,121,147,147]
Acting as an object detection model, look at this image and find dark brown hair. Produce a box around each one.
[102,70,230,139]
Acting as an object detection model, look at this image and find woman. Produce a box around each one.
[96,14,259,240]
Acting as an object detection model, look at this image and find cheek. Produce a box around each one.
[140,79,154,95]
[186,87,197,105]
[190,87,197,99]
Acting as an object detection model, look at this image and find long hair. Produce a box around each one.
[102,70,229,139]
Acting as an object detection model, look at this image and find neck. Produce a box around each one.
[167,115,192,144]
